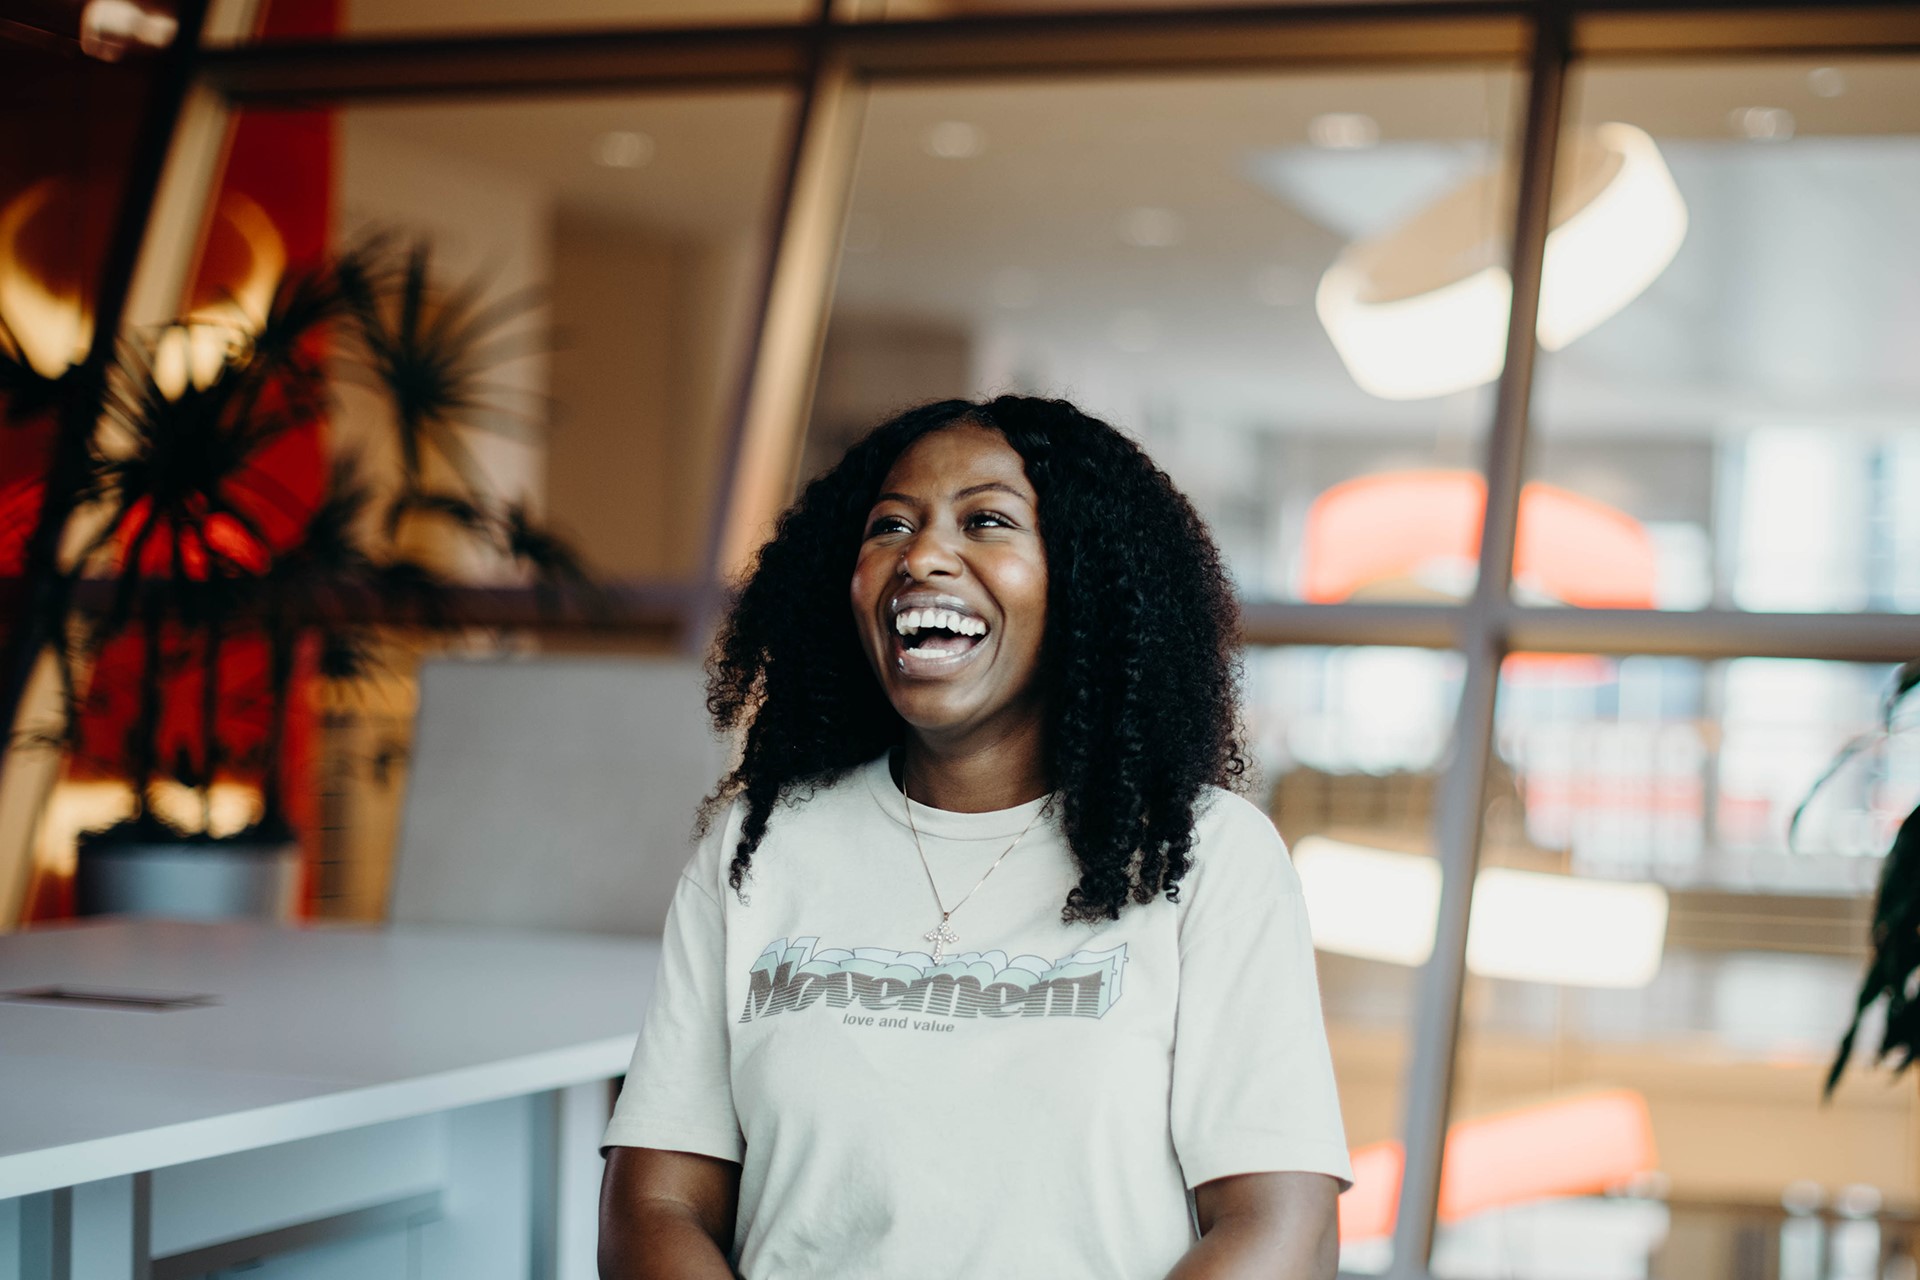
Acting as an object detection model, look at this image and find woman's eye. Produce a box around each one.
[866,516,910,537]
[967,511,1012,529]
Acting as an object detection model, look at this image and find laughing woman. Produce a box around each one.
[598,395,1351,1280]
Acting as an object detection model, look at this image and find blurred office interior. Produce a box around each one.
[2,1,1919,1277]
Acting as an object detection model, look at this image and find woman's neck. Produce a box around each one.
[897,723,1049,813]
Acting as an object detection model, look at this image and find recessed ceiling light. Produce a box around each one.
[921,121,985,159]
[80,0,177,60]
[1119,207,1183,249]
[594,131,656,169]
[989,268,1039,310]
[1729,106,1794,141]
[1308,112,1380,150]
[1807,67,1848,99]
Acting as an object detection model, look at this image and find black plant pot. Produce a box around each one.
[74,838,300,921]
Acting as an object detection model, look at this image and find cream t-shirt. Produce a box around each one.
[602,750,1352,1279]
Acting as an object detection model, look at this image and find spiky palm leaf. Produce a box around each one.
[244,451,420,831]
[368,556,459,630]
[38,236,599,848]
[91,337,303,630]
[499,499,609,619]
[73,276,339,826]
[1829,803,1920,1094]
[1826,662,1920,1095]
[381,488,490,543]
[335,235,546,503]
[0,311,78,426]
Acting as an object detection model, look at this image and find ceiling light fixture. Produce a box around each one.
[594,131,655,169]
[1291,835,1669,988]
[1730,106,1795,141]
[921,121,985,160]
[1309,112,1380,150]
[1119,206,1184,248]
[1807,67,1848,99]
[1315,122,1687,400]
[79,0,177,61]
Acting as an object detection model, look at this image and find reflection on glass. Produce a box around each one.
[1495,655,1914,891]
[1245,645,1464,1273]
[1434,654,1920,1280]
[179,93,790,920]
[812,71,1520,601]
[1526,59,1920,613]
[318,91,790,584]
[1317,121,1687,401]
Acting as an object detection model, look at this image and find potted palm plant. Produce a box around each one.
[57,256,346,916]
[6,234,603,920]
[1817,660,1920,1096]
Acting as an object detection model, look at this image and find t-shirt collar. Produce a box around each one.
[860,748,1056,843]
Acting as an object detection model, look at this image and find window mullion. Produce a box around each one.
[1387,3,1571,1274]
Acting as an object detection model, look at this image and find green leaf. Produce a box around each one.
[1888,659,1920,731]
[1829,800,1920,1095]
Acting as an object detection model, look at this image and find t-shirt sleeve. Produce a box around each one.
[600,816,744,1164]
[1169,794,1354,1192]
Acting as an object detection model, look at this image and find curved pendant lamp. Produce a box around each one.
[1315,123,1687,401]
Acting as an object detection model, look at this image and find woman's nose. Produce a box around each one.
[898,524,962,580]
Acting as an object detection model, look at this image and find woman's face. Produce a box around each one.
[850,423,1049,753]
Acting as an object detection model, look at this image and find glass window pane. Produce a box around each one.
[1434,654,1920,1280]
[320,91,789,586]
[314,91,787,915]
[30,90,792,924]
[810,69,1521,602]
[1249,644,1467,1275]
[1523,58,1920,613]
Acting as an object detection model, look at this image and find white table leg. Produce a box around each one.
[16,1190,68,1280]
[70,1176,148,1280]
[12,1177,149,1280]
[554,1082,612,1280]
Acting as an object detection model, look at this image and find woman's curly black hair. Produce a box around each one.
[700,394,1249,924]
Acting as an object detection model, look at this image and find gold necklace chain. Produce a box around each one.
[902,779,1047,964]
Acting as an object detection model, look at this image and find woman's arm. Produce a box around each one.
[1165,1170,1341,1280]
[598,1146,742,1280]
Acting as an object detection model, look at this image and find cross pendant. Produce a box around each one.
[924,916,958,964]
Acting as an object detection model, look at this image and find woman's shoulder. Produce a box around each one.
[1176,785,1302,921]
[681,758,884,888]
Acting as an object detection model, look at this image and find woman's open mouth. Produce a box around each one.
[889,604,989,675]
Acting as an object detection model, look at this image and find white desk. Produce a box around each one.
[0,919,660,1280]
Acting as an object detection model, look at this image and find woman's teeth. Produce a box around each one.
[893,609,987,638]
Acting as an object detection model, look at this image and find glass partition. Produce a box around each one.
[1249,644,1467,1274]
[1432,654,1919,1280]
[28,89,793,923]
[811,68,1521,602]
[1521,58,1920,613]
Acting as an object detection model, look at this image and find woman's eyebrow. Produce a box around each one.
[953,481,1029,501]
[871,481,1030,506]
